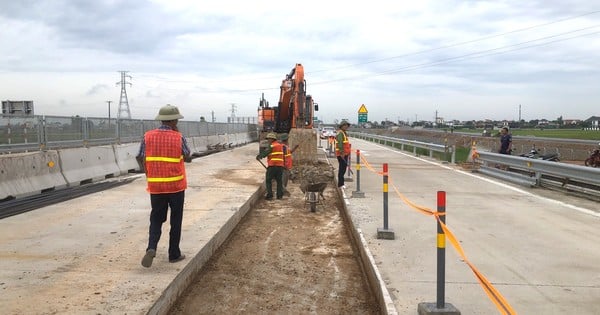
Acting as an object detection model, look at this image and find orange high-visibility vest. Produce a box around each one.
[335,131,351,156]
[267,142,285,167]
[144,129,187,193]
[283,144,292,169]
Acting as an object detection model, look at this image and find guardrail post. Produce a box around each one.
[417,191,460,315]
[377,163,395,240]
[352,149,365,198]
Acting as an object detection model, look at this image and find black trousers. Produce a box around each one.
[147,190,185,260]
[266,166,284,198]
[337,155,348,187]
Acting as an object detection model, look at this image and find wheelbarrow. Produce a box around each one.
[300,182,328,212]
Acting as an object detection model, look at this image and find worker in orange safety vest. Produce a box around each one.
[335,120,351,188]
[256,132,285,200]
[136,104,191,268]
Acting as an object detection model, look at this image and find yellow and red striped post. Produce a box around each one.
[352,149,365,198]
[417,191,460,314]
[377,163,395,239]
[436,191,447,309]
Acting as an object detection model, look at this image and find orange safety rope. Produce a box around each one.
[360,154,517,315]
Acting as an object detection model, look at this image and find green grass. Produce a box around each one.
[456,128,600,140]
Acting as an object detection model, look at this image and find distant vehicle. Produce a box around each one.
[320,126,336,139]
[518,146,560,162]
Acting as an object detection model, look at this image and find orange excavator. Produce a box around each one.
[257,63,319,162]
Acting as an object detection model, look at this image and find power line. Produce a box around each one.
[311,26,600,85]
[307,10,600,74]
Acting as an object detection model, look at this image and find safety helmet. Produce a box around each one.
[266,133,277,140]
[155,104,184,121]
[338,120,350,128]
[279,133,289,141]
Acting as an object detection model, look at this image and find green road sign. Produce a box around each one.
[358,113,368,123]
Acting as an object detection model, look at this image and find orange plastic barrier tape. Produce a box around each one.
[359,153,517,315]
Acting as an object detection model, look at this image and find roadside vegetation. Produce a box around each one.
[455,128,599,141]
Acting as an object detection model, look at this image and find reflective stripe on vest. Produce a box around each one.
[268,142,285,167]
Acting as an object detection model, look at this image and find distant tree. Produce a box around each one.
[556,116,563,127]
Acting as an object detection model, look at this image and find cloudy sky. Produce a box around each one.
[1,1,598,124]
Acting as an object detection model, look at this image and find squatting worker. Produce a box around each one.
[499,126,512,154]
[256,132,285,200]
[136,104,191,268]
[336,120,351,188]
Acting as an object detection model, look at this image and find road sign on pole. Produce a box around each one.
[358,104,368,123]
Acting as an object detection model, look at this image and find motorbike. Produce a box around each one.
[584,149,600,167]
[518,146,560,162]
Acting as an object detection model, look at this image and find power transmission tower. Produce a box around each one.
[230,103,237,123]
[116,71,132,119]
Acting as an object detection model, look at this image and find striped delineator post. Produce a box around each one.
[377,163,394,240]
[352,149,365,198]
[417,191,460,315]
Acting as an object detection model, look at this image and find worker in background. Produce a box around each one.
[499,126,512,154]
[256,133,285,200]
[336,120,351,188]
[136,104,191,268]
[279,133,299,196]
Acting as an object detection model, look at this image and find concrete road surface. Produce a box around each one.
[335,138,600,315]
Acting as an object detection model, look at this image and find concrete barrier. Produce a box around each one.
[0,150,67,199]
[113,143,141,174]
[58,146,121,185]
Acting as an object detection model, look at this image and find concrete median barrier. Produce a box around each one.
[113,143,141,174]
[0,150,67,199]
[58,146,121,186]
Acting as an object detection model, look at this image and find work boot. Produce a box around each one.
[141,249,156,268]
[169,254,186,263]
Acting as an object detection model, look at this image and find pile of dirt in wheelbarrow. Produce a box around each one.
[289,160,335,191]
[171,160,380,314]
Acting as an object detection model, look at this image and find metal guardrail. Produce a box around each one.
[350,132,456,163]
[1,114,257,154]
[475,151,600,195]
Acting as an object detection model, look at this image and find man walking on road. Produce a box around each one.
[256,133,285,200]
[336,120,351,188]
[137,104,191,268]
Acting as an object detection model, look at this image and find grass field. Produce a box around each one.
[457,128,600,141]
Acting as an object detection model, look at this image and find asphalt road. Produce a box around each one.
[338,138,600,314]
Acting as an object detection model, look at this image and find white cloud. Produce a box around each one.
[0,1,599,123]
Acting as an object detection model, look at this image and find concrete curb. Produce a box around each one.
[323,151,399,315]
[146,184,266,315]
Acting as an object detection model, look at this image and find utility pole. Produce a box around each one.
[116,71,132,119]
[519,104,522,125]
[106,101,112,127]
[211,111,215,122]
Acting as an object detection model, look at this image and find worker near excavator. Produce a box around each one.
[335,120,351,188]
[279,133,299,196]
[256,132,285,200]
